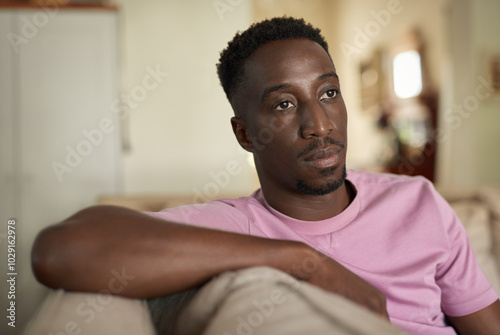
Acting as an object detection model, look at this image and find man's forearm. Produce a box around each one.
[31,205,305,298]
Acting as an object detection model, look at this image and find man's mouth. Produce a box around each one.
[302,146,341,169]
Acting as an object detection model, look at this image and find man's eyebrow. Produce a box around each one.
[319,72,339,80]
[261,83,291,102]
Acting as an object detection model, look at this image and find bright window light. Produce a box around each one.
[393,50,422,99]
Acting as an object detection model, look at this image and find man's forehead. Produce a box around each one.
[248,38,331,65]
[243,39,336,86]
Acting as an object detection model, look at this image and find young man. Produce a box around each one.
[32,17,500,334]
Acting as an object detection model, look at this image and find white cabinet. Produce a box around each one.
[0,8,121,331]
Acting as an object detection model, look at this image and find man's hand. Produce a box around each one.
[273,243,389,319]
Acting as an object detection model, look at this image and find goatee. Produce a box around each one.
[296,165,347,196]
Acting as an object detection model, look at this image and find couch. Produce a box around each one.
[23,186,500,334]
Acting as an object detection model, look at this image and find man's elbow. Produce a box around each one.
[31,205,128,289]
[31,224,65,288]
[31,207,92,288]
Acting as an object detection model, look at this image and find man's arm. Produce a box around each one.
[447,300,500,335]
[32,205,388,318]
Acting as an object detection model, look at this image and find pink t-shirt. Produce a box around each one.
[147,170,498,334]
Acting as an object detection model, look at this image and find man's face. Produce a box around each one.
[231,38,348,196]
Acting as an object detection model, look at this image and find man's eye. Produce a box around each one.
[275,101,295,111]
[320,89,338,100]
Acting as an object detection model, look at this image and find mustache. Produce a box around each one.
[297,137,345,159]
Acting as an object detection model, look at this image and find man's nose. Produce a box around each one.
[300,102,333,138]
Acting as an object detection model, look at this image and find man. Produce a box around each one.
[32,17,500,334]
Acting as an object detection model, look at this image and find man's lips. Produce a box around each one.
[302,146,341,169]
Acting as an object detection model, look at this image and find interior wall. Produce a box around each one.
[253,0,332,35]
[115,0,258,197]
[438,0,500,187]
[470,0,500,186]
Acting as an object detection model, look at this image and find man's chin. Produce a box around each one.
[296,165,347,196]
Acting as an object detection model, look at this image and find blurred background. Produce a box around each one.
[1,0,500,333]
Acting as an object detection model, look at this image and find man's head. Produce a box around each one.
[217,17,347,198]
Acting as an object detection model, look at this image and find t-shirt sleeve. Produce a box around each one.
[433,189,499,316]
[144,200,251,235]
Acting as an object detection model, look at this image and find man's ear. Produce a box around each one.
[231,116,254,152]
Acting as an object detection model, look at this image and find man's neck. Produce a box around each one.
[260,181,355,221]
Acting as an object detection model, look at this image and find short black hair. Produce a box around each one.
[216,16,330,103]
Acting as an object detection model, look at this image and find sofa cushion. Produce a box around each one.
[23,289,155,335]
[479,188,500,220]
[477,188,500,271]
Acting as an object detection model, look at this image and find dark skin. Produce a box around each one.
[32,38,500,333]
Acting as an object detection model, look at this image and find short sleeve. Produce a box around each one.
[144,200,251,235]
[433,191,498,316]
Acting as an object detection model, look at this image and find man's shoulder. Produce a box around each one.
[183,189,267,218]
[214,189,263,207]
[347,170,438,202]
[348,169,433,189]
